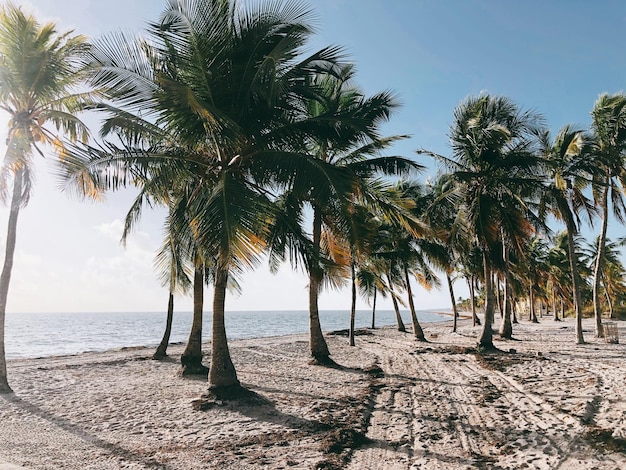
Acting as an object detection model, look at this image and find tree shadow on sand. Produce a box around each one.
[191,363,385,470]
[0,394,166,469]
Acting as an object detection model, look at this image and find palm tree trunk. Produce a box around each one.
[468,276,480,326]
[512,298,518,324]
[499,241,513,338]
[0,168,23,394]
[349,262,356,347]
[496,275,503,319]
[403,265,425,341]
[387,274,406,332]
[529,286,538,323]
[563,216,585,344]
[447,273,458,333]
[208,261,239,389]
[180,265,208,376]
[370,289,377,329]
[552,289,560,321]
[477,252,496,349]
[603,273,614,319]
[592,180,609,338]
[153,292,174,360]
[309,205,331,363]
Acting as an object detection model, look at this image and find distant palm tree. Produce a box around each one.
[590,94,626,337]
[519,237,550,324]
[152,202,192,360]
[424,175,471,333]
[423,95,543,349]
[582,236,626,320]
[0,4,93,393]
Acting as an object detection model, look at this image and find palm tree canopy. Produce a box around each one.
[0,2,94,203]
[424,95,544,254]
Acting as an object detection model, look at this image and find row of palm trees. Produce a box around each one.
[423,93,626,349]
[1,0,625,396]
[0,0,423,393]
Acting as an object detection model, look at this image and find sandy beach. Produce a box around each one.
[1,317,625,469]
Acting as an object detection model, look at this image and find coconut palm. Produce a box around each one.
[63,0,352,392]
[373,200,443,341]
[423,175,472,333]
[0,4,93,393]
[538,125,596,343]
[582,236,626,320]
[152,202,192,360]
[422,95,543,349]
[590,94,626,337]
[268,65,420,362]
[519,236,550,324]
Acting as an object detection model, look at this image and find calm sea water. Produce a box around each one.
[4,309,450,360]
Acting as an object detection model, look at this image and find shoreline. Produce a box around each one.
[5,309,453,361]
[2,318,626,469]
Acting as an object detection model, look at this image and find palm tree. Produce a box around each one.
[355,258,388,329]
[538,125,596,343]
[590,94,626,337]
[518,236,550,325]
[63,0,349,392]
[268,65,420,363]
[422,95,543,350]
[374,207,442,341]
[0,4,93,393]
[152,202,192,360]
[424,175,471,333]
[582,236,626,320]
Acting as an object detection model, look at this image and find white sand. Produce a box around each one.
[1,317,625,469]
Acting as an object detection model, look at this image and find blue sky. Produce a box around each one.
[2,0,625,313]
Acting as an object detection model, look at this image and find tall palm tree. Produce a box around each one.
[0,3,93,393]
[422,95,543,349]
[590,94,626,337]
[268,65,420,363]
[538,125,596,343]
[63,0,349,392]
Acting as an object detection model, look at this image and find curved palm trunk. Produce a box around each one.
[447,273,458,333]
[309,206,331,363]
[208,262,239,389]
[499,242,513,338]
[403,264,425,341]
[592,180,609,338]
[181,266,208,376]
[387,273,406,332]
[477,252,496,349]
[370,289,377,329]
[153,292,174,360]
[0,168,23,393]
[349,262,356,347]
[603,274,614,319]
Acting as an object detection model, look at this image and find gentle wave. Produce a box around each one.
[5,309,451,359]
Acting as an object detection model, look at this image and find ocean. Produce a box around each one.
[4,309,450,360]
